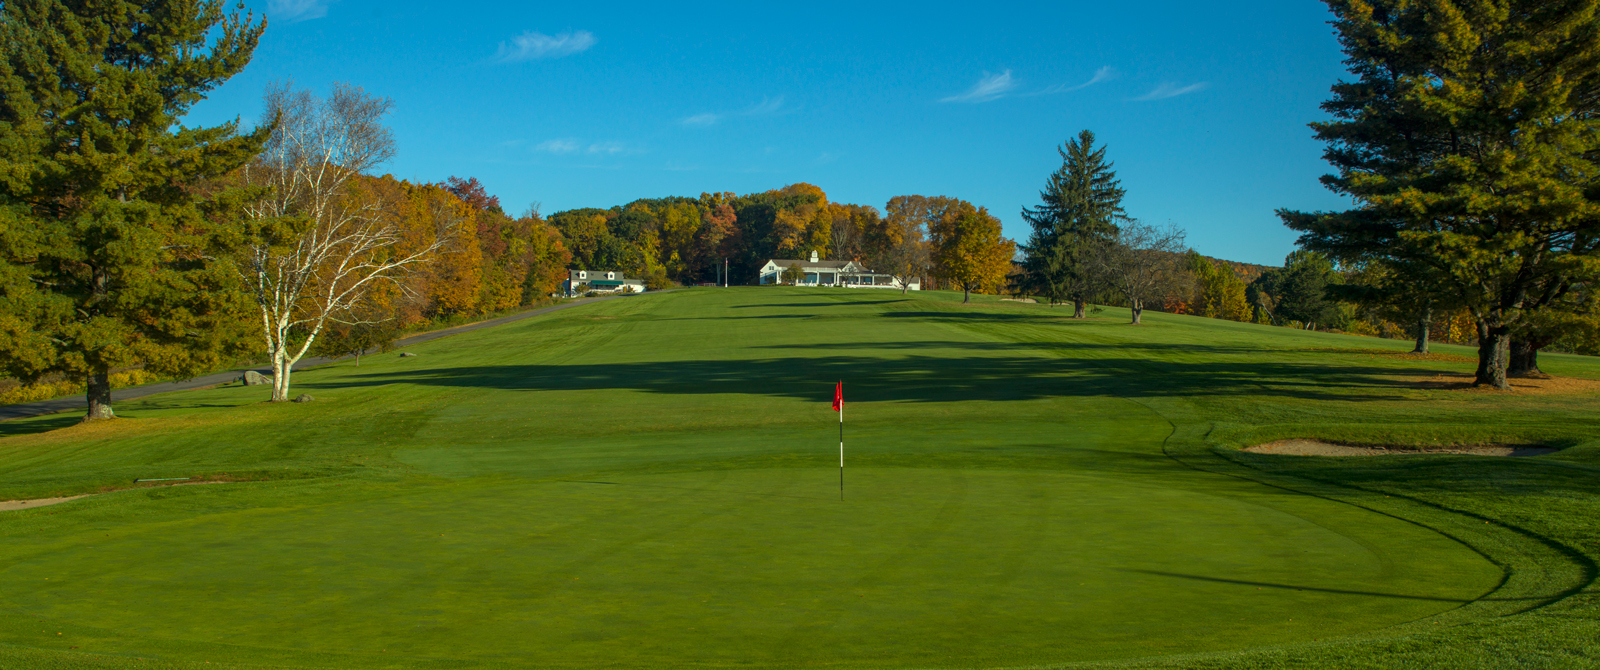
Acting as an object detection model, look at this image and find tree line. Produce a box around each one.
[1011,130,1360,329]
[0,1,570,414]
[10,0,1581,419]
[0,0,1025,417]
[1015,1,1600,391]
[547,186,1017,302]
[1009,125,1571,365]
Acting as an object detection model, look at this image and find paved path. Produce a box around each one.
[0,295,622,422]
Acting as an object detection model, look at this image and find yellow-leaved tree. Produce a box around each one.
[929,201,1016,303]
[770,183,829,258]
[658,202,703,282]
[404,183,482,318]
[1186,252,1251,322]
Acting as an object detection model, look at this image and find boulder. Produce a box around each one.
[292,394,314,403]
[240,370,272,386]
[399,352,418,358]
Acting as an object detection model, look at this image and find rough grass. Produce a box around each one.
[0,287,1597,669]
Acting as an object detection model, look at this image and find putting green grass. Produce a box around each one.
[1,288,1598,669]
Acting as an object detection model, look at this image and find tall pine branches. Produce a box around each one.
[1021,130,1124,317]
[1286,0,1600,388]
[0,0,269,418]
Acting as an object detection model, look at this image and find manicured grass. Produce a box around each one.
[0,287,1597,669]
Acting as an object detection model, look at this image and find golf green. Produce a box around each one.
[0,287,1593,669]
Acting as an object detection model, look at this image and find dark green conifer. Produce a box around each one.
[1021,130,1124,317]
[0,0,270,419]
[1282,0,1600,389]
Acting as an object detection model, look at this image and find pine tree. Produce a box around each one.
[1282,0,1600,389]
[1021,130,1124,317]
[0,0,269,419]
[1274,251,1343,331]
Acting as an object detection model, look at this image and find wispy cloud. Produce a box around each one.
[683,113,722,127]
[268,0,329,22]
[535,138,638,156]
[1078,66,1118,89]
[1029,66,1118,96]
[1135,81,1209,101]
[497,30,596,63]
[745,96,783,115]
[535,139,580,154]
[682,96,785,127]
[941,71,1015,103]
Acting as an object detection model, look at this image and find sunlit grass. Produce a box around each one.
[0,287,1596,669]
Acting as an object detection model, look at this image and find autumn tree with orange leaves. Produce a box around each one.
[928,200,1016,303]
[548,186,1013,290]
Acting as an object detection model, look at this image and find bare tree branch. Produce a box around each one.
[237,82,447,401]
[1097,220,1188,324]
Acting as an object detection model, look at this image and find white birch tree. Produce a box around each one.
[239,82,447,402]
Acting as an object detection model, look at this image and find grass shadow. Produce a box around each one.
[0,413,81,438]
[329,353,1441,404]
[731,299,909,309]
[1122,569,1549,603]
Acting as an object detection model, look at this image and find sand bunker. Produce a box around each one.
[1245,439,1556,458]
[0,495,88,512]
[1,480,231,513]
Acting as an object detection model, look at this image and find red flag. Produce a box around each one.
[832,381,842,412]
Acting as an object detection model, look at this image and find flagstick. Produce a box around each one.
[839,381,844,501]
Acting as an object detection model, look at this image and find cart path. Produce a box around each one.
[0,295,629,422]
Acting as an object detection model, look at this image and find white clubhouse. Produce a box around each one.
[757,250,919,290]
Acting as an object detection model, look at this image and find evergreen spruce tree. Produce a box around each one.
[1021,130,1124,318]
[1274,251,1344,332]
[0,0,270,419]
[1282,0,1600,389]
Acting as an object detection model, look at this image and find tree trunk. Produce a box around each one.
[1412,307,1432,354]
[963,286,971,303]
[1073,299,1086,319]
[1508,338,1542,377]
[83,262,116,421]
[1474,320,1511,389]
[1130,298,1143,325]
[84,369,115,421]
[271,357,293,402]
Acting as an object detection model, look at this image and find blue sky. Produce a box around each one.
[186,1,1354,267]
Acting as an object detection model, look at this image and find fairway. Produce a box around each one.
[1,288,1597,669]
